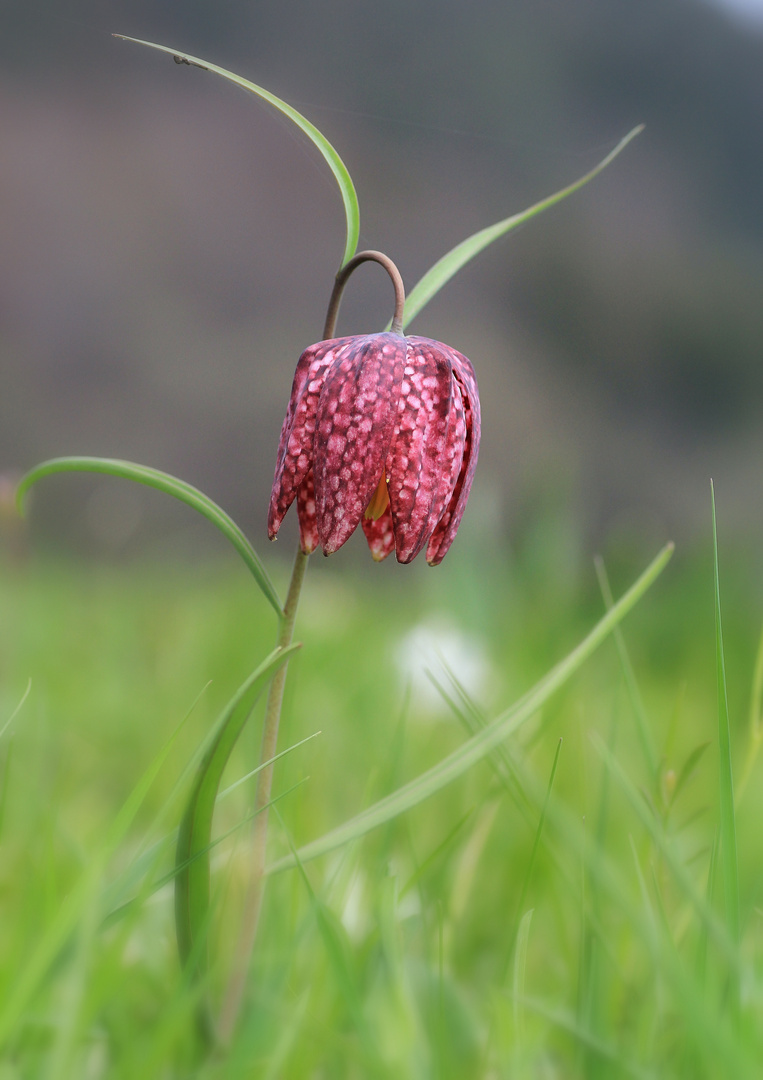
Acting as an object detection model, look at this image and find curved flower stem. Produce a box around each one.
[217,252,400,1044]
[323,249,406,338]
[218,544,309,1045]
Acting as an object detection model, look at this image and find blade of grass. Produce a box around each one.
[512,908,533,1071]
[668,742,710,816]
[589,733,737,972]
[271,807,383,1074]
[105,729,320,920]
[504,739,562,977]
[98,681,217,916]
[104,778,309,929]
[0,681,30,843]
[696,832,718,994]
[736,621,763,803]
[174,644,301,977]
[711,482,739,947]
[114,36,360,268]
[519,996,655,1080]
[218,730,321,801]
[399,807,475,900]
[268,543,673,875]
[16,457,282,618]
[711,481,740,1024]
[594,556,658,785]
[449,799,501,927]
[531,754,753,1075]
[0,678,31,742]
[400,126,643,330]
[430,668,537,829]
[484,741,562,1073]
[0,685,198,1050]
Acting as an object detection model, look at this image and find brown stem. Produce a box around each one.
[322,250,406,339]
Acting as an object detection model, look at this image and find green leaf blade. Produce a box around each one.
[174,644,300,975]
[711,482,740,955]
[16,457,283,618]
[401,126,644,331]
[114,36,360,268]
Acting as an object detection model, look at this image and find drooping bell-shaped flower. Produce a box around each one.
[267,330,480,565]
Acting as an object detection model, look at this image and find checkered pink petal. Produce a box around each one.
[295,469,319,554]
[424,347,481,565]
[386,340,455,563]
[267,337,351,542]
[422,368,466,549]
[314,333,406,554]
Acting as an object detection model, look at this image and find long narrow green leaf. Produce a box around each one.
[595,556,658,785]
[512,908,533,1064]
[736,621,763,802]
[530,750,752,1075]
[401,126,644,330]
[711,482,740,962]
[114,36,360,268]
[504,739,562,978]
[590,733,737,971]
[519,997,655,1080]
[272,807,380,1064]
[16,457,282,618]
[105,778,309,930]
[0,678,31,742]
[268,542,673,875]
[174,644,300,975]
[103,729,320,924]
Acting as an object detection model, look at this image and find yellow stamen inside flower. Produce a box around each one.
[364,472,390,521]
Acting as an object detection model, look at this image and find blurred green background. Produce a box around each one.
[2,0,763,560]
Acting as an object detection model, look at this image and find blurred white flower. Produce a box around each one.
[394,622,491,718]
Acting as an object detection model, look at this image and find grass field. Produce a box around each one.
[1,514,763,1077]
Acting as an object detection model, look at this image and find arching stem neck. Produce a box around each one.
[323,250,406,339]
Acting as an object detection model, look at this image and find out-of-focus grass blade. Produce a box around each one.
[268,543,673,875]
[519,997,654,1080]
[114,36,360,268]
[16,457,282,618]
[0,688,195,1050]
[174,645,300,977]
[737,620,763,802]
[595,556,658,785]
[711,484,739,941]
[218,730,320,801]
[696,833,718,992]
[531,754,752,1074]
[503,739,561,978]
[512,908,533,1066]
[105,776,309,930]
[431,668,536,828]
[711,482,740,1022]
[401,126,643,330]
[0,683,30,839]
[0,679,31,742]
[590,733,737,971]
[668,742,710,814]
[272,808,382,1069]
[399,808,474,900]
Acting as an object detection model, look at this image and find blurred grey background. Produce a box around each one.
[2,0,763,562]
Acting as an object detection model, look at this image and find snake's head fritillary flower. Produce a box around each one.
[267,331,480,565]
